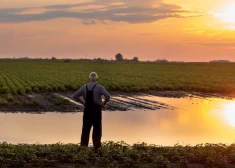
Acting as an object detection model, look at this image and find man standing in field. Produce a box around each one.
[72,72,110,150]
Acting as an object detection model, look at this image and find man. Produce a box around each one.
[72,72,110,150]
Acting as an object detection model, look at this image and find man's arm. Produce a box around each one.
[72,86,85,106]
[77,99,85,106]
[100,86,111,107]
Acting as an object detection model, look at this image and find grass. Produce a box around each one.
[5,93,14,102]
[0,141,235,167]
[54,97,72,105]
[1,60,235,95]
[0,97,8,106]
[0,93,39,107]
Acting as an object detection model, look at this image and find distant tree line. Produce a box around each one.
[115,53,139,62]
[155,59,168,63]
[209,60,231,63]
[3,55,233,64]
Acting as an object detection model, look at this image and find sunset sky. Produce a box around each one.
[1,0,235,61]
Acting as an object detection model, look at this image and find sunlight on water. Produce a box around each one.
[223,103,235,127]
[1,95,235,145]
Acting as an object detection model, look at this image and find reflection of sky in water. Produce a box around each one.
[0,96,235,146]
[223,103,235,127]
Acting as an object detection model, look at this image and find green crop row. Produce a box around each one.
[1,60,235,95]
[0,141,235,167]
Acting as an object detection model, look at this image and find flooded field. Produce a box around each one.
[1,92,235,146]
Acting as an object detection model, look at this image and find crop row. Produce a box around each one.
[0,141,235,167]
[1,60,235,95]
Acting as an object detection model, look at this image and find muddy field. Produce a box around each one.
[0,91,234,113]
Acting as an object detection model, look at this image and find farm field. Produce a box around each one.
[1,142,235,168]
[1,60,235,167]
[2,0,235,167]
[0,59,235,95]
[1,59,235,110]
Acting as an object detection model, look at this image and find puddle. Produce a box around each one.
[0,94,235,146]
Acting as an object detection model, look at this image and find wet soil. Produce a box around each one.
[0,91,234,113]
[24,163,235,168]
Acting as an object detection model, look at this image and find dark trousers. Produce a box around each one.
[81,106,102,149]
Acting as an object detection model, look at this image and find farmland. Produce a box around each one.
[1,59,235,95]
[1,60,235,167]
[1,59,235,110]
[1,141,235,167]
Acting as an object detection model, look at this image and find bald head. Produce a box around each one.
[89,72,98,82]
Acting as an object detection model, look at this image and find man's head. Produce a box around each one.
[89,72,98,82]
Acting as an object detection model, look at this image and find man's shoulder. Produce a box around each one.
[96,84,104,88]
[79,84,87,90]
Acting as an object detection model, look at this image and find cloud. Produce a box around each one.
[42,3,88,9]
[0,0,203,24]
[82,20,96,25]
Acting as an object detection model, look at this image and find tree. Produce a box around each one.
[115,53,124,61]
[132,57,139,62]
[64,59,72,62]
[51,56,57,60]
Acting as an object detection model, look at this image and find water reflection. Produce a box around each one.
[223,103,235,127]
[0,95,235,146]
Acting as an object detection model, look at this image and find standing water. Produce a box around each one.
[0,94,235,146]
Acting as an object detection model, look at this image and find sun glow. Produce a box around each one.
[224,103,235,127]
[218,4,235,23]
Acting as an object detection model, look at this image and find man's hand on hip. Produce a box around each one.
[101,104,105,110]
